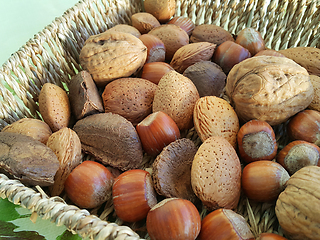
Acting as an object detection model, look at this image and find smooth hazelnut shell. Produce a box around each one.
[64,161,114,209]
[257,233,288,240]
[167,16,195,35]
[237,119,277,163]
[276,140,320,175]
[241,160,290,202]
[136,111,180,156]
[141,62,174,84]
[146,198,201,240]
[213,40,251,73]
[287,109,320,146]
[198,208,254,240]
[236,28,265,56]
[139,34,166,63]
[112,169,157,222]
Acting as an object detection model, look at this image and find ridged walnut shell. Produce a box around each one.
[275,166,320,240]
[79,31,147,87]
[226,56,314,126]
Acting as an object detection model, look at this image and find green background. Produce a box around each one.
[0,0,79,66]
[0,1,83,239]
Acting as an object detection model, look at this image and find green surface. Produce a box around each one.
[0,198,82,240]
[0,2,83,238]
[0,0,79,66]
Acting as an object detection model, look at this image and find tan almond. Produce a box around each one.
[170,42,216,73]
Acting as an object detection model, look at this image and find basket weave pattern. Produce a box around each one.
[1,0,320,239]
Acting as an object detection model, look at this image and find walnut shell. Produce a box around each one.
[226,56,314,126]
[170,42,216,73]
[308,75,320,111]
[79,31,147,87]
[107,24,141,38]
[275,166,320,240]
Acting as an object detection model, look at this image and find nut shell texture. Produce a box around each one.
[226,56,314,125]
[153,70,200,130]
[152,138,198,202]
[275,166,320,240]
[193,96,239,148]
[191,136,241,211]
[73,113,143,171]
[79,31,147,87]
[170,42,216,73]
[102,78,157,126]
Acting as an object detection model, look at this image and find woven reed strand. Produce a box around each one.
[0,0,320,238]
[0,173,143,240]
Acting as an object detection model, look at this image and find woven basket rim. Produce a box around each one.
[1,0,320,239]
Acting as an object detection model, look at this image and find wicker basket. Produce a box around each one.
[0,0,319,239]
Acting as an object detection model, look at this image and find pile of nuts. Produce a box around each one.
[1,0,320,239]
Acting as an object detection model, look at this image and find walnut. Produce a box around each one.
[79,31,147,87]
[275,166,320,240]
[226,56,314,126]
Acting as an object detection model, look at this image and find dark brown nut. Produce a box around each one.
[226,56,314,126]
[102,78,157,126]
[170,42,216,73]
[131,12,161,34]
[68,71,104,120]
[73,113,144,171]
[107,24,141,38]
[0,132,59,186]
[190,24,234,46]
[1,118,52,144]
[152,138,198,203]
[148,24,189,61]
[183,61,226,98]
[79,31,147,87]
